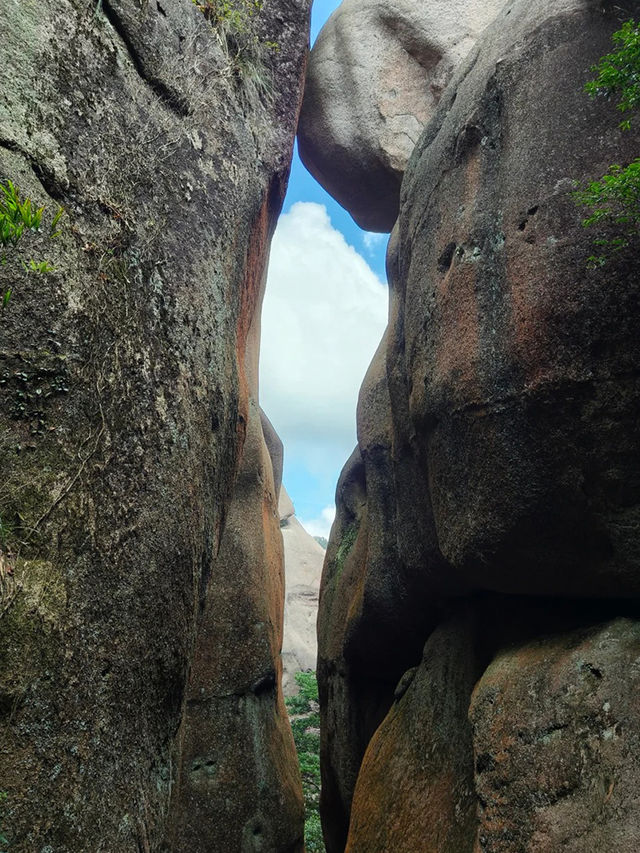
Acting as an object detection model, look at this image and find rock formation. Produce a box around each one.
[297,0,505,232]
[0,0,310,850]
[317,0,640,850]
[279,487,324,696]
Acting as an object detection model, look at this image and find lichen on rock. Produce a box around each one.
[0,0,311,848]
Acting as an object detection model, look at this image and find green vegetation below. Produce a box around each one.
[285,671,325,853]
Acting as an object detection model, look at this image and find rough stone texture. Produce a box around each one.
[343,604,640,853]
[398,0,640,599]
[470,618,640,853]
[0,0,310,849]
[318,446,398,853]
[261,408,284,500]
[318,0,640,848]
[168,400,304,853]
[297,0,506,232]
[279,487,324,695]
[345,611,480,853]
[318,329,446,853]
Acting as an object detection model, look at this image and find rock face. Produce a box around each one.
[317,0,640,850]
[297,0,506,232]
[469,618,640,853]
[279,488,324,695]
[345,610,481,853]
[0,0,310,850]
[168,401,303,852]
[398,0,640,601]
[345,604,640,853]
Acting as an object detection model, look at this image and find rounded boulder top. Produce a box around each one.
[298,0,506,233]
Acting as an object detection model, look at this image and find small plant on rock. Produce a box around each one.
[0,179,62,310]
[191,0,277,101]
[574,20,640,265]
[585,20,640,130]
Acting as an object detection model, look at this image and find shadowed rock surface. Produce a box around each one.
[398,0,640,600]
[168,400,303,852]
[318,0,640,849]
[0,0,310,849]
[298,0,505,231]
[345,610,481,853]
[470,617,640,853]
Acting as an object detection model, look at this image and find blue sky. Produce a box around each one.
[259,0,389,538]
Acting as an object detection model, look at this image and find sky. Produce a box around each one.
[258,0,390,540]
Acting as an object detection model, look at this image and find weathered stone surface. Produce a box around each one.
[298,0,505,231]
[470,618,640,853]
[168,399,303,852]
[345,610,480,853]
[261,408,284,500]
[318,446,398,853]
[0,0,310,849]
[280,487,324,695]
[342,603,640,853]
[398,0,640,598]
[318,331,445,853]
[319,0,640,848]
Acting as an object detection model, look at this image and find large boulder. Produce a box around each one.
[318,331,446,852]
[344,610,481,853]
[397,0,640,598]
[469,617,640,853]
[344,607,640,853]
[168,400,304,852]
[298,0,506,232]
[318,0,640,847]
[0,0,310,849]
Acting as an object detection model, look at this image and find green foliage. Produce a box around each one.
[193,0,262,35]
[573,159,640,265]
[191,0,277,100]
[585,20,640,129]
[286,670,319,714]
[574,21,640,264]
[0,180,62,310]
[0,790,8,852]
[334,524,357,578]
[285,671,325,853]
[0,180,43,250]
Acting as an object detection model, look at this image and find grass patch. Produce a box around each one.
[285,671,325,853]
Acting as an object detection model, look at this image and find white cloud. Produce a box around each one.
[300,505,336,540]
[259,202,388,494]
[362,231,387,255]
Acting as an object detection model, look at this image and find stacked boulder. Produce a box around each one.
[305,0,640,850]
[298,0,506,231]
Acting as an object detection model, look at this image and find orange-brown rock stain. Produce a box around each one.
[505,234,562,392]
[433,259,481,398]
[235,190,272,441]
[430,150,484,409]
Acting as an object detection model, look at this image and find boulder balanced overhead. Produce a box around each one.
[298,0,505,232]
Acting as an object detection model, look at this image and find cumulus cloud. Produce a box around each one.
[300,505,337,541]
[259,202,388,511]
[362,231,387,256]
